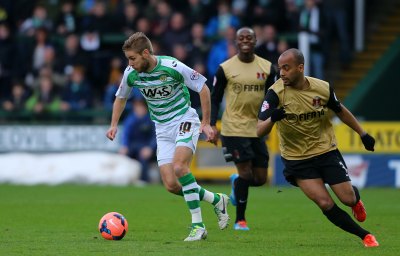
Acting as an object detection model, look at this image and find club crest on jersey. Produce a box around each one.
[159,75,167,81]
[261,100,269,112]
[256,72,266,80]
[312,96,322,108]
[190,71,199,80]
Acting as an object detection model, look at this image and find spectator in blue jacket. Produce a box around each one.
[205,1,240,41]
[119,96,157,183]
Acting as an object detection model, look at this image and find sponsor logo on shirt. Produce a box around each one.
[140,85,173,99]
[232,83,242,94]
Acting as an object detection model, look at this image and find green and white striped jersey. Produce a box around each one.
[116,56,207,124]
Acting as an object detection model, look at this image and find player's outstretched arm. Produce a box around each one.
[106,97,128,141]
[335,103,375,151]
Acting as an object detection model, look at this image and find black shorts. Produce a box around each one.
[220,136,269,168]
[282,149,351,186]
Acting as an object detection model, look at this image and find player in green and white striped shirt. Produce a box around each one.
[106,32,230,241]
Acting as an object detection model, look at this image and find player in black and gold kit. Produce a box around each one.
[210,27,276,230]
[257,48,379,247]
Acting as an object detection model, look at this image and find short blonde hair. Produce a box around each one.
[122,32,153,54]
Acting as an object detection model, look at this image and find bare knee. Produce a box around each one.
[252,168,268,186]
[159,168,182,194]
[163,180,181,195]
[173,162,189,177]
[314,197,335,211]
[239,172,252,181]
[339,192,357,207]
[253,175,267,186]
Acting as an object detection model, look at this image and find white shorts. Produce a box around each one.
[155,108,200,166]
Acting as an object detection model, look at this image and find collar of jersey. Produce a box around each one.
[146,56,161,73]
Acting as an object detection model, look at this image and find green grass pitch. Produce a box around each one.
[0,184,398,256]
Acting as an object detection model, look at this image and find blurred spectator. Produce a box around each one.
[116,2,140,36]
[187,0,209,24]
[151,39,163,55]
[103,56,128,111]
[80,0,113,34]
[162,12,191,55]
[54,0,79,36]
[0,4,10,24]
[324,0,352,67]
[206,25,236,80]
[285,0,301,32]
[80,29,100,52]
[29,27,55,75]
[252,24,263,47]
[56,33,89,76]
[31,64,67,91]
[0,21,15,98]
[299,0,326,79]
[135,17,153,39]
[119,97,157,183]
[78,0,96,15]
[2,80,29,112]
[25,76,61,114]
[18,27,56,87]
[247,0,287,31]
[255,24,280,65]
[172,43,190,64]
[152,1,172,37]
[277,39,290,55]
[143,0,159,22]
[189,22,210,63]
[231,0,248,22]
[205,1,240,41]
[19,4,52,37]
[60,65,92,112]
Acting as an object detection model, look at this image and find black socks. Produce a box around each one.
[323,204,369,239]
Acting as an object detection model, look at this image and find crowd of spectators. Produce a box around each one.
[0,0,353,121]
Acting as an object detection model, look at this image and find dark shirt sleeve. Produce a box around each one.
[210,66,227,126]
[327,84,342,113]
[258,89,280,121]
[264,65,277,94]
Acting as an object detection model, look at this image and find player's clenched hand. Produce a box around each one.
[208,126,219,146]
[270,107,286,122]
[200,124,215,144]
[361,133,375,151]
[106,126,118,141]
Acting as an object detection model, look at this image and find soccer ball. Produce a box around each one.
[98,212,128,240]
